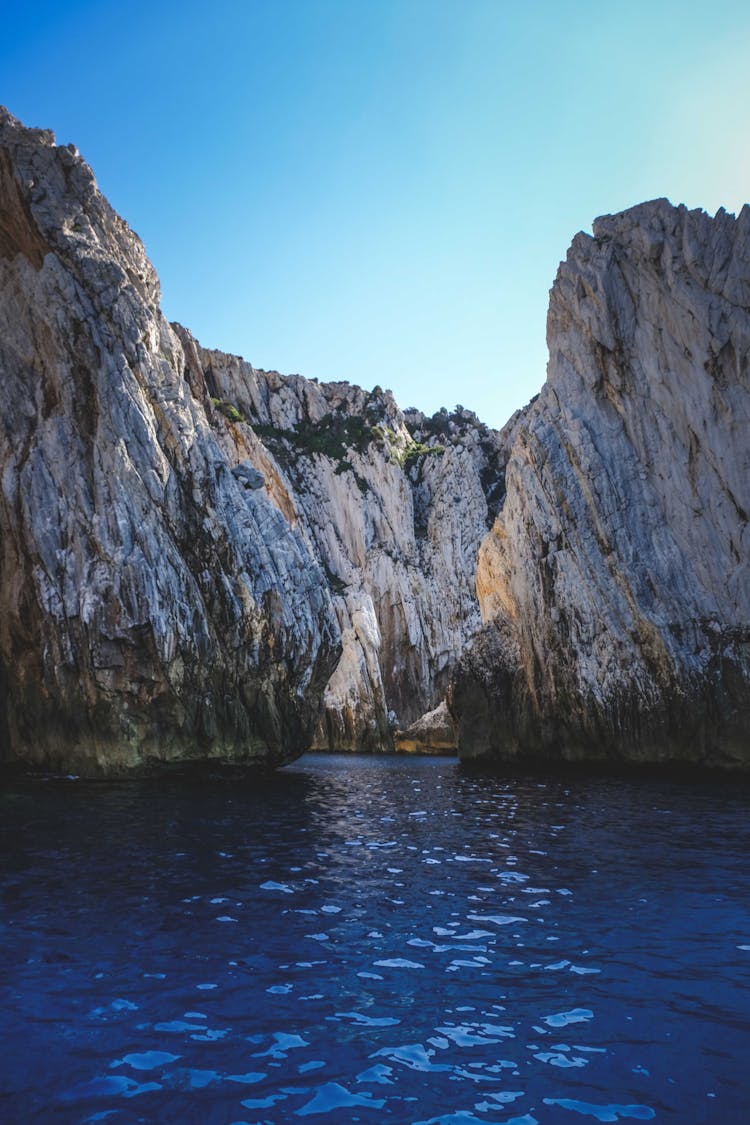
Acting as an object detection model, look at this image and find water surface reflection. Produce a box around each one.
[1,754,749,1122]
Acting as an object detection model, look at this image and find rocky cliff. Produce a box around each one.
[4,108,748,775]
[0,108,504,772]
[0,108,341,774]
[451,200,750,768]
[175,330,505,750]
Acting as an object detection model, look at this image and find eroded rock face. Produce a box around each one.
[8,110,741,773]
[451,199,750,768]
[0,107,506,771]
[176,330,506,750]
[0,108,340,774]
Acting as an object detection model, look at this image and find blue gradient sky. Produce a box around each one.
[3,0,749,428]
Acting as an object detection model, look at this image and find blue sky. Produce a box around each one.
[3,0,750,428]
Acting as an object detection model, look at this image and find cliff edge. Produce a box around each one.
[451,199,750,768]
[3,107,748,774]
[0,108,505,773]
[0,108,340,773]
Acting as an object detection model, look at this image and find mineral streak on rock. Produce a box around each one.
[0,107,340,774]
[0,107,505,772]
[451,199,750,768]
[175,330,506,751]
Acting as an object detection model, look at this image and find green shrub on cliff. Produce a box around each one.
[210,398,246,424]
[253,413,383,467]
[398,440,445,469]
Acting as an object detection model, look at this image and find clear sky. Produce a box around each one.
[3,0,750,428]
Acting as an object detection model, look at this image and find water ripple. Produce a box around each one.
[1,754,749,1122]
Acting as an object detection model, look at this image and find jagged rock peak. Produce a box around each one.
[0,105,160,305]
[452,196,750,770]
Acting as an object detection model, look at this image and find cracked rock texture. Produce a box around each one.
[0,108,340,774]
[0,108,505,771]
[176,331,505,750]
[451,199,750,768]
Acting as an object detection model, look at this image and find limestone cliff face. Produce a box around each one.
[176,331,505,750]
[7,109,744,774]
[0,108,340,774]
[0,108,504,771]
[451,200,750,768]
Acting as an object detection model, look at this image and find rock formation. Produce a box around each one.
[3,107,748,775]
[0,108,340,774]
[451,200,750,768]
[176,331,505,751]
[394,700,457,755]
[0,108,504,772]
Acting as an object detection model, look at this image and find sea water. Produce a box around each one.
[1,753,749,1123]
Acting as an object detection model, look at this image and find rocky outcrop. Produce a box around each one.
[395,700,457,754]
[176,331,506,750]
[0,107,505,772]
[451,199,750,769]
[6,109,746,774]
[0,108,340,774]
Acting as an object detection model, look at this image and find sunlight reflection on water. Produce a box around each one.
[1,753,749,1122]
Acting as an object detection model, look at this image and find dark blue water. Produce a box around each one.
[1,754,749,1124]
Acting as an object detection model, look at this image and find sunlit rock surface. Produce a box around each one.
[176,330,505,750]
[0,108,504,771]
[0,108,340,774]
[451,199,750,768]
[395,700,457,754]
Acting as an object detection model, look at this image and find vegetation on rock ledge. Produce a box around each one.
[211,397,246,424]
